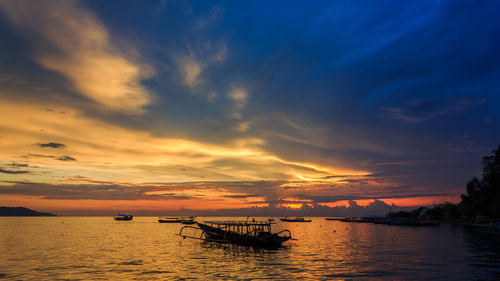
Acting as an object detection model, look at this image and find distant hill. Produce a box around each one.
[0,207,57,216]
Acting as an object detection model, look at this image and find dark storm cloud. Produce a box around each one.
[37,142,66,148]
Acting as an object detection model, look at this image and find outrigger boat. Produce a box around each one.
[114,214,133,221]
[280,216,312,222]
[178,220,294,248]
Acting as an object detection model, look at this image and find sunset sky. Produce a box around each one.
[1,0,499,215]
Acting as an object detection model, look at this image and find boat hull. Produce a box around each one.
[114,216,133,221]
[158,219,182,223]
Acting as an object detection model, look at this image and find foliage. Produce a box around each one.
[459,144,500,218]
[388,207,426,219]
[425,203,461,220]
[387,203,461,220]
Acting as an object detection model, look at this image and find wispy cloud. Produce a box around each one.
[192,6,223,31]
[0,0,153,114]
[0,100,368,186]
[37,142,66,149]
[0,74,29,86]
[57,156,76,161]
[0,168,30,174]
[177,42,226,97]
[179,58,203,88]
[228,88,248,119]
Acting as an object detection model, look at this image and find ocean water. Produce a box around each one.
[1,217,499,280]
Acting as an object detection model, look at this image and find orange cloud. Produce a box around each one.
[0,0,153,114]
[0,99,368,185]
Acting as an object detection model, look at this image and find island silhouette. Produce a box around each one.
[0,207,57,216]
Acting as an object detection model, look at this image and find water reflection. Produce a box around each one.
[1,217,500,280]
[462,226,500,278]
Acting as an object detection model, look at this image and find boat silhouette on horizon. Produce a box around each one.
[114,214,133,221]
[280,216,312,222]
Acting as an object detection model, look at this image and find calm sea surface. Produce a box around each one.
[1,217,500,280]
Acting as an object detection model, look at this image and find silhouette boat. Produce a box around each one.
[114,214,133,221]
[181,216,197,225]
[158,217,182,223]
[280,216,312,222]
[158,216,196,224]
[178,219,294,248]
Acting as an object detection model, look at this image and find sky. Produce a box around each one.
[1,0,499,216]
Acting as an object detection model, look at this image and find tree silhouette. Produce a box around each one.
[460,144,500,218]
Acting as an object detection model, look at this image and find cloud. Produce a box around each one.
[26,154,55,159]
[177,43,226,94]
[222,194,262,199]
[228,88,248,119]
[0,0,153,114]
[187,199,414,217]
[0,101,368,186]
[0,74,29,86]
[0,182,161,200]
[37,142,66,149]
[192,6,223,31]
[383,94,483,123]
[229,88,247,106]
[8,162,29,168]
[180,58,203,87]
[0,168,30,174]
[57,156,76,161]
[295,192,452,204]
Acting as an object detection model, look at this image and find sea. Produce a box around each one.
[1,217,499,280]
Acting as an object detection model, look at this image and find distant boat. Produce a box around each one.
[158,217,182,223]
[114,214,133,221]
[325,218,343,221]
[280,217,312,222]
